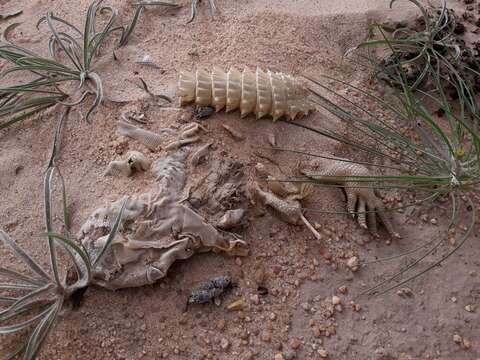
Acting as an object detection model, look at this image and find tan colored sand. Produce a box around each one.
[0,0,479,359]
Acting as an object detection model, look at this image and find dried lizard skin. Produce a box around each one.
[250,182,321,240]
[302,160,400,238]
[78,150,248,290]
[104,151,151,177]
[191,142,212,166]
[117,120,171,151]
[217,209,245,229]
[117,121,202,151]
[178,67,315,121]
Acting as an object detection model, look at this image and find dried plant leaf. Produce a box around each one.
[0,10,23,20]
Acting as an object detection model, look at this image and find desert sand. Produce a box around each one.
[0,0,479,359]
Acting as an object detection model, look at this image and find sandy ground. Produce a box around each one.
[1,0,479,359]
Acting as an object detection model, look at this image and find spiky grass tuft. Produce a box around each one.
[347,0,480,121]
[277,43,479,296]
[187,0,217,24]
[0,109,127,359]
[304,73,477,295]
[0,171,126,359]
[0,0,146,129]
[266,0,480,296]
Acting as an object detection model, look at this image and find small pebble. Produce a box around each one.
[346,256,359,272]
[261,331,272,343]
[250,294,260,305]
[272,265,282,274]
[396,287,413,297]
[453,334,463,344]
[290,338,302,350]
[254,268,266,284]
[318,349,328,358]
[274,354,285,360]
[283,349,296,360]
[242,351,254,360]
[220,338,230,350]
[332,296,341,305]
[217,319,226,330]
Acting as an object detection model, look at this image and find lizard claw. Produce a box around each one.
[249,182,322,241]
[303,160,401,239]
[345,189,400,238]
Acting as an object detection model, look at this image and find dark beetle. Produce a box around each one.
[193,106,215,120]
[186,276,233,310]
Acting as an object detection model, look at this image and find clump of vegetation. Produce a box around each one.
[0,0,152,129]
[187,0,218,23]
[302,70,477,295]
[0,1,141,357]
[1,0,478,358]
[276,0,480,293]
[349,0,480,118]
[0,162,125,359]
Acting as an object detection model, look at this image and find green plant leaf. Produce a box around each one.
[93,197,128,266]
[0,304,53,335]
[24,297,63,360]
[42,232,92,286]
[43,167,61,287]
[0,231,50,282]
[0,267,44,286]
[0,283,54,322]
[84,72,103,123]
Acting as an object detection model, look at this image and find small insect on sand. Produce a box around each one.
[186,276,233,310]
[194,106,215,119]
[178,67,315,121]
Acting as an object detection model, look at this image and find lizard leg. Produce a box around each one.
[303,160,399,238]
[357,198,368,230]
[345,188,357,219]
[375,199,401,238]
[367,203,378,237]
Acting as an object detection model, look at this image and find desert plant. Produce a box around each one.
[348,0,480,121]
[0,0,146,129]
[0,111,126,359]
[274,55,479,295]
[268,1,480,295]
[187,0,217,24]
[132,0,180,7]
[0,167,126,359]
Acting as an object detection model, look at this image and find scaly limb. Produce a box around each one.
[187,0,217,24]
[249,182,322,241]
[302,160,400,238]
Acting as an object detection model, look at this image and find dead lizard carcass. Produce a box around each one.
[78,150,248,290]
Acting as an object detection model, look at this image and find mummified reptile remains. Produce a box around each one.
[177,67,315,120]
[78,150,248,290]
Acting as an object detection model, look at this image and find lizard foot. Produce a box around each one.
[303,160,400,238]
